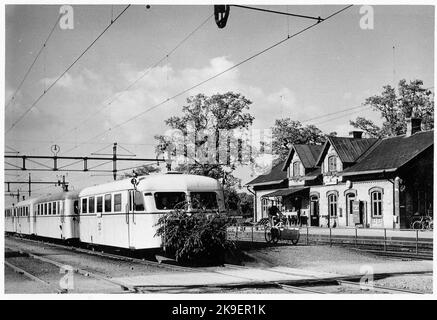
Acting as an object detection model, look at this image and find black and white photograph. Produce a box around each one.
[1,1,435,301]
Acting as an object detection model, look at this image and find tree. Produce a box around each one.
[117,164,161,180]
[271,119,331,162]
[155,92,255,198]
[350,79,434,138]
[155,210,235,265]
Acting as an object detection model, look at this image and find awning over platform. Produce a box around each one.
[262,187,309,198]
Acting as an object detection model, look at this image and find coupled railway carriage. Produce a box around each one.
[78,173,226,249]
[5,207,15,233]
[5,198,38,235]
[33,191,80,240]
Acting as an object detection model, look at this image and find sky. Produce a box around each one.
[3,3,435,206]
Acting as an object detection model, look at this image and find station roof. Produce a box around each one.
[316,136,378,166]
[262,186,309,198]
[341,130,434,175]
[282,144,324,171]
[245,161,287,186]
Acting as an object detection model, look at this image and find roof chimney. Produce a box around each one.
[349,131,363,139]
[406,117,422,137]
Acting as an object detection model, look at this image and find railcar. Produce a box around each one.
[5,206,16,233]
[78,173,226,249]
[5,198,38,235]
[33,191,80,240]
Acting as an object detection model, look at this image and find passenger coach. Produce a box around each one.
[78,173,226,249]
[33,191,80,240]
[5,198,38,235]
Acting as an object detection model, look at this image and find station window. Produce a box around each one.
[104,194,112,212]
[26,207,29,216]
[82,198,88,214]
[114,194,122,212]
[89,197,95,213]
[53,202,57,215]
[328,193,337,217]
[49,202,52,215]
[154,192,186,210]
[293,161,301,177]
[96,196,103,213]
[371,191,383,217]
[328,155,337,173]
[44,203,47,215]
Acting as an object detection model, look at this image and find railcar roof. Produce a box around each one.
[13,197,41,207]
[79,173,222,196]
[34,190,80,203]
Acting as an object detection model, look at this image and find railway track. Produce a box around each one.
[6,234,195,273]
[219,263,426,294]
[5,234,429,294]
[6,243,139,293]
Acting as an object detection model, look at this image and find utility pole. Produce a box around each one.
[28,173,31,197]
[113,142,117,181]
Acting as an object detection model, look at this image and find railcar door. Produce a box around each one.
[128,189,150,249]
[60,200,65,239]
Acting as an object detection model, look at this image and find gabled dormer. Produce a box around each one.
[282,144,323,186]
[316,134,378,185]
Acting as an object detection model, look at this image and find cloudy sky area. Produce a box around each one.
[4,4,434,204]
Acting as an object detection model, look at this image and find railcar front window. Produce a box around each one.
[190,192,218,210]
[154,192,186,210]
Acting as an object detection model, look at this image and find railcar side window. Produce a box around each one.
[190,192,218,210]
[89,197,95,213]
[96,196,103,213]
[154,192,186,210]
[114,194,122,212]
[104,194,111,212]
[82,198,88,214]
[134,191,144,211]
[53,202,57,215]
[44,203,47,215]
[26,207,29,216]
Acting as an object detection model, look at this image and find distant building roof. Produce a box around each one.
[341,130,433,175]
[282,144,324,171]
[316,136,378,165]
[246,160,287,186]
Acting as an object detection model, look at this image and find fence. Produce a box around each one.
[226,225,433,255]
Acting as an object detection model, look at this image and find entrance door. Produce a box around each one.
[310,196,319,226]
[346,193,356,226]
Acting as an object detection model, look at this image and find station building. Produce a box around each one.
[246,118,433,229]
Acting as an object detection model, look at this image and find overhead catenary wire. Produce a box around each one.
[5,4,131,135]
[63,5,354,156]
[5,13,62,111]
[53,13,214,146]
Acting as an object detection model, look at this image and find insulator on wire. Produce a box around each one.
[214,5,230,29]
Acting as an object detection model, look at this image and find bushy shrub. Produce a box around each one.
[155,211,235,265]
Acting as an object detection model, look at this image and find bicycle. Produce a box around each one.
[411,215,433,230]
[264,217,300,245]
